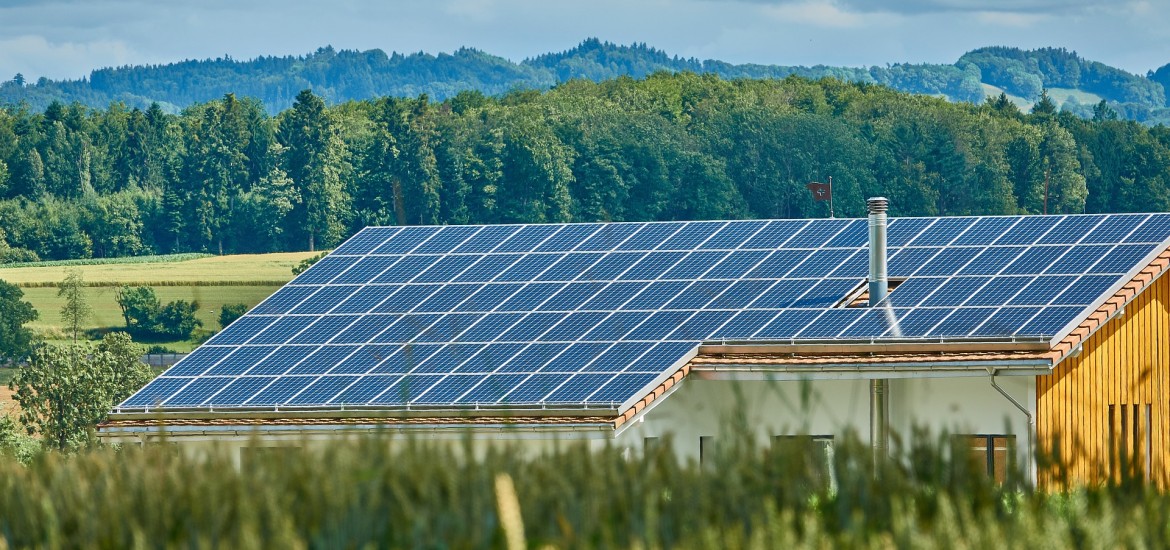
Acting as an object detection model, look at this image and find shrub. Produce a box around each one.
[219,303,248,329]
[156,299,201,339]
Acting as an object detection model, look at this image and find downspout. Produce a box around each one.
[989,369,1034,484]
[867,197,890,469]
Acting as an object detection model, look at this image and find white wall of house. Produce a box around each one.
[616,374,1035,472]
[106,373,1036,474]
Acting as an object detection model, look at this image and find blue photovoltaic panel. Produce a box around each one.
[413,226,480,254]
[250,286,319,315]
[534,224,601,252]
[880,278,944,308]
[952,217,1019,246]
[578,223,644,251]
[332,227,398,255]
[1039,215,1106,244]
[332,375,401,404]
[699,220,766,250]
[1002,247,1069,275]
[1081,215,1146,244]
[921,277,990,307]
[249,346,317,375]
[414,255,482,283]
[995,216,1061,245]
[372,226,440,254]
[1124,214,1170,243]
[581,252,646,280]
[580,282,646,310]
[331,256,399,284]
[122,377,191,408]
[496,224,562,252]
[958,247,1025,276]
[915,247,981,277]
[120,213,1170,412]
[741,220,808,249]
[332,287,400,315]
[619,252,687,280]
[1045,245,1113,275]
[292,256,359,285]
[373,255,441,283]
[618,222,685,250]
[165,346,237,376]
[452,225,520,253]
[288,346,360,375]
[661,221,726,250]
[286,313,355,344]
[1092,244,1158,274]
[454,254,523,282]
[784,219,851,248]
[908,217,974,246]
[290,286,359,314]
[538,253,604,281]
[886,308,952,337]
[972,307,1038,336]
[887,218,936,247]
[823,220,867,248]
[703,250,770,279]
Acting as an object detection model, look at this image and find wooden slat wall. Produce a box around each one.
[1037,273,1170,488]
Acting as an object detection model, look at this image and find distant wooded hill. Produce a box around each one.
[2,40,1169,124]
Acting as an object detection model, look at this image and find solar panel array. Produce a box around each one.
[119,213,1170,412]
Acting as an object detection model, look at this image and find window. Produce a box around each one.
[1109,403,1152,481]
[699,436,715,469]
[773,435,836,490]
[644,436,661,455]
[957,434,1015,483]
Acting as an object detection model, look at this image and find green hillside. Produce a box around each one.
[1,40,1166,122]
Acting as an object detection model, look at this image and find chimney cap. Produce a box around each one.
[867,197,889,214]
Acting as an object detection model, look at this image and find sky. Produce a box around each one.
[0,0,1167,82]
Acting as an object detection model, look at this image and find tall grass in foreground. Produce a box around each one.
[0,429,1164,549]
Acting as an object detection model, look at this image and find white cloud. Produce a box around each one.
[0,35,138,81]
[761,0,870,27]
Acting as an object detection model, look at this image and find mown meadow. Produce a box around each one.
[0,427,1163,548]
[0,251,317,352]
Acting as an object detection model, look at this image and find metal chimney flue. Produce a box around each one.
[866,197,890,472]
[867,197,889,307]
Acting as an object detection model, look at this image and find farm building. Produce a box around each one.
[100,200,1170,487]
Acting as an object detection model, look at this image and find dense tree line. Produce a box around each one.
[0,73,1168,261]
[2,40,1167,122]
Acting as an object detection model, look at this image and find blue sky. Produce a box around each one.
[0,0,1166,81]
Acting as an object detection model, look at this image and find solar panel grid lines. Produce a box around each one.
[119,214,1170,412]
[254,346,366,406]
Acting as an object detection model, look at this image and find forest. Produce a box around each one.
[0,72,1168,262]
[2,40,1169,123]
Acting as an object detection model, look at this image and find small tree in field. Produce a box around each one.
[219,303,248,329]
[157,299,201,339]
[114,285,161,332]
[10,332,154,451]
[58,270,91,344]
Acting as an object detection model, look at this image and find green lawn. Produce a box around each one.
[0,251,318,352]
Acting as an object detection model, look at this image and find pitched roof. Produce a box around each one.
[111,213,1170,421]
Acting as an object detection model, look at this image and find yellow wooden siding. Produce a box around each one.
[1037,273,1170,488]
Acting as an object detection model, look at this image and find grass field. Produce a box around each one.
[0,251,317,287]
[0,251,319,352]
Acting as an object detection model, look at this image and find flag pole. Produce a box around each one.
[828,176,834,218]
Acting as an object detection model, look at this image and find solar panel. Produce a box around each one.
[122,214,1170,413]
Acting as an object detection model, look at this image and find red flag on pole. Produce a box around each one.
[806,181,831,201]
